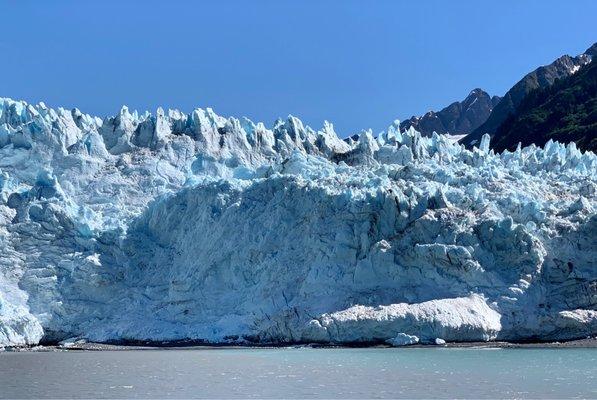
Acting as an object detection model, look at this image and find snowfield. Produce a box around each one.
[0,97,595,347]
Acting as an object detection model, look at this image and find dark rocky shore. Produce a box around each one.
[2,337,596,352]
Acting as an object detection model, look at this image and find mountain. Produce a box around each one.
[400,89,501,137]
[491,58,597,152]
[461,44,595,147]
[0,97,595,347]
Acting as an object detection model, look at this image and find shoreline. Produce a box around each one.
[2,337,596,352]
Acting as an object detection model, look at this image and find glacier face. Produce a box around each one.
[0,97,595,347]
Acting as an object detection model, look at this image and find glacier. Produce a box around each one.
[0,97,595,347]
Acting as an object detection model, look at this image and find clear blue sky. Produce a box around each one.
[1,1,595,136]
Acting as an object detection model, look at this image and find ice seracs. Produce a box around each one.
[0,97,595,347]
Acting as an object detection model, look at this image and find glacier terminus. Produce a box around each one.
[0,97,595,348]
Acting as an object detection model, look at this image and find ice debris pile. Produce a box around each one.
[0,97,595,347]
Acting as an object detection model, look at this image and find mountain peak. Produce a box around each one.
[468,88,487,96]
[400,89,500,137]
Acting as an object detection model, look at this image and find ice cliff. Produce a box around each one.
[0,97,595,347]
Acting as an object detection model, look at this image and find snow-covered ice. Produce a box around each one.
[386,333,420,346]
[0,97,595,347]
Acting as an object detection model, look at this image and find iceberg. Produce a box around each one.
[386,333,420,347]
[0,97,595,347]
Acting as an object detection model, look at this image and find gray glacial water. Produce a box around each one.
[0,347,595,399]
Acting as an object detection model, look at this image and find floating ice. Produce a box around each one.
[386,333,420,346]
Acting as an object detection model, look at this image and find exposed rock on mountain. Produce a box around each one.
[400,89,500,137]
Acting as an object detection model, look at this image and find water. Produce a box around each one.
[1,347,595,398]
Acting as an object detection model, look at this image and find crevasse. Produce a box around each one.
[0,97,595,347]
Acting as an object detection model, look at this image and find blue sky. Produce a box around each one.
[1,1,595,136]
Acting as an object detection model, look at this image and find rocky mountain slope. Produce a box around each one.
[0,97,595,348]
[400,89,500,137]
[491,58,597,152]
[462,43,596,147]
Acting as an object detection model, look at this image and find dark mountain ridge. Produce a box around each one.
[491,58,597,153]
[400,89,500,137]
[461,44,595,147]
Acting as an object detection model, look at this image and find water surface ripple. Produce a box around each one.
[1,347,595,398]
